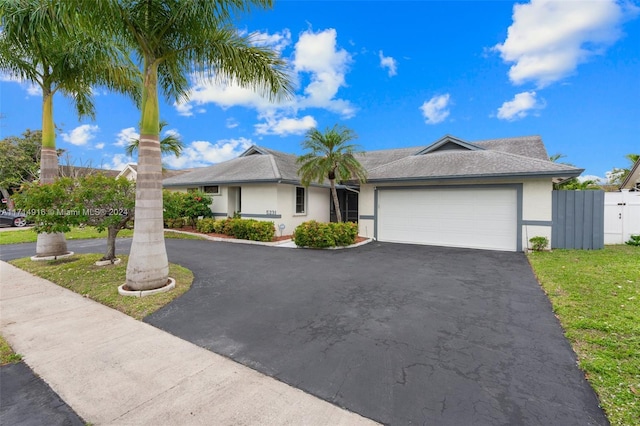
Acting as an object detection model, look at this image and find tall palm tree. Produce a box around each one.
[93,0,292,291]
[0,1,140,257]
[297,125,367,223]
[126,120,184,158]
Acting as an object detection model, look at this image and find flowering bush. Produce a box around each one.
[163,190,212,227]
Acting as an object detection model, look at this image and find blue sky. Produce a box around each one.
[2,0,639,182]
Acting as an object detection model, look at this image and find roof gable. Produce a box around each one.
[621,159,640,190]
[240,145,270,157]
[415,135,483,155]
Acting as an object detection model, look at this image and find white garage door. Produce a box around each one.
[378,187,518,251]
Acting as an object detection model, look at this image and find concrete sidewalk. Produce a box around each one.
[0,261,377,425]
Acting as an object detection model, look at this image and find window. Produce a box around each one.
[295,187,306,214]
[203,185,220,195]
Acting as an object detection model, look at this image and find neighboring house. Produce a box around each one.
[59,165,119,178]
[163,135,583,252]
[620,159,640,191]
[117,163,196,181]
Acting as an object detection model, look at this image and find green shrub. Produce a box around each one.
[165,218,185,229]
[330,222,358,246]
[204,217,274,242]
[212,219,226,234]
[163,190,212,227]
[626,234,640,246]
[293,220,358,248]
[196,218,216,233]
[529,236,549,251]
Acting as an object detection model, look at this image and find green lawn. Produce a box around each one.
[0,335,22,365]
[0,227,205,245]
[10,254,194,320]
[528,245,640,426]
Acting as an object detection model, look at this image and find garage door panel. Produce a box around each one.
[378,188,517,251]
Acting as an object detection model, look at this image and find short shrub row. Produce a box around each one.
[196,217,275,242]
[293,220,358,248]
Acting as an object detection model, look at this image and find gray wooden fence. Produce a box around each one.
[552,190,604,249]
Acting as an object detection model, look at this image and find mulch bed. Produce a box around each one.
[170,226,292,242]
[169,226,369,245]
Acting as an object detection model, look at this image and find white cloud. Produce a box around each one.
[294,28,355,118]
[494,0,638,87]
[420,94,451,124]
[255,114,317,136]
[61,124,99,146]
[378,51,398,77]
[173,27,357,123]
[174,76,279,117]
[226,118,239,129]
[95,142,105,149]
[0,72,41,96]
[114,127,139,147]
[496,91,545,121]
[105,154,132,171]
[163,137,253,169]
[579,174,606,184]
[164,128,180,138]
[251,29,292,52]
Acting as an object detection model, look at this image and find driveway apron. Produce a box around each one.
[144,240,608,426]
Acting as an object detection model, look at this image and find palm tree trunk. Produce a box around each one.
[330,179,342,223]
[36,88,69,257]
[125,62,168,291]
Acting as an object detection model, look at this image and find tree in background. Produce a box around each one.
[91,0,293,291]
[607,154,640,185]
[0,130,43,207]
[126,120,184,159]
[297,125,368,222]
[549,153,599,190]
[0,1,140,257]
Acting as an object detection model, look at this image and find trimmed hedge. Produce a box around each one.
[195,218,216,233]
[293,220,358,248]
[195,217,275,242]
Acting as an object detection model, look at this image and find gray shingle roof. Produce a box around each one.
[365,135,581,182]
[163,147,300,186]
[163,135,582,187]
[473,135,549,160]
[366,149,581,182]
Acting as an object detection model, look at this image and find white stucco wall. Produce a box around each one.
[359,178,554,250]
[165,183,331,236]
[275,184,330,235]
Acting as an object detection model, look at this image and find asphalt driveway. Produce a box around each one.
[0,239,607,425]
[145,240,607,426]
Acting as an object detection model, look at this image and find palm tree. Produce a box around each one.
[297,125,367,223]
[0,1,140,257]
[126,120,184,158]
[93,0,292,291]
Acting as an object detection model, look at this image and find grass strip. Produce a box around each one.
[0,227,206,245]
[0,335,23,365]
[10,254,193,320]
[528,245,639,426]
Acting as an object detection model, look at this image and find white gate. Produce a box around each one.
[604,191,640,244]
